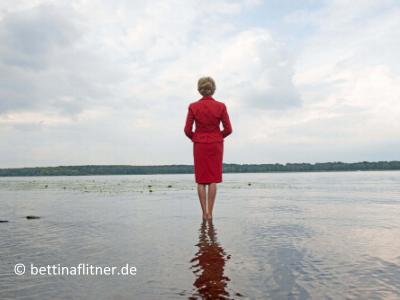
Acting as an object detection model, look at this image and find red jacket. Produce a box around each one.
[184,95,232,143]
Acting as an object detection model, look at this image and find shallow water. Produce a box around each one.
[0,171,399,299]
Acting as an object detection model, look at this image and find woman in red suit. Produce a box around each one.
[184,77,232,220]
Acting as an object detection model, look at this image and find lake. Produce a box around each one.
[0,171,399,299]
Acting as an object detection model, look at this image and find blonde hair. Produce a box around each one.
[197,76,216,96]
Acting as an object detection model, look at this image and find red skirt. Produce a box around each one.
[193,141,223,184]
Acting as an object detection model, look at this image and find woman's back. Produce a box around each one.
[185,95,232,143]
[190,96,226,133]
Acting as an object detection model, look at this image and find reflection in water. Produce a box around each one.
[190,220,237,300]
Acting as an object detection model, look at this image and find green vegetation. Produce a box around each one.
[0,161,399,177]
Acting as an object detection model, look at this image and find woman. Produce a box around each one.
[184,77,232,220]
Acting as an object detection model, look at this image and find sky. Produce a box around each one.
[0,0,399,168]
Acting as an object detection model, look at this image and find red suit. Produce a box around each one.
[184,95,232,184]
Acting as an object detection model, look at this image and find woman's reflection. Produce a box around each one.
[189,220,232,300]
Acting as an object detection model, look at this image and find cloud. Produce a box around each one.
[0,0,399,167]
[234,0,400,162]
[0,3,107,116]
[0,0,297,115]
[214,29,301,110]
[290,0,400,144]
[0,4,79,70]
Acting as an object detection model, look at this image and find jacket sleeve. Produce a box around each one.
[221,105,232,138]
[184,105,195,140]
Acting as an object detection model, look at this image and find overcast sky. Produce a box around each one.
[0,0,399,168]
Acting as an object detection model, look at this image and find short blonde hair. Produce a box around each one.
[197,76,216,96]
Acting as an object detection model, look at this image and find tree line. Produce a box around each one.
[0,161,399,176]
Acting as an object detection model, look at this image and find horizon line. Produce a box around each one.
[1,160,399,170]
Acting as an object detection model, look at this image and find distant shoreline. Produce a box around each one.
[0,161,399,177]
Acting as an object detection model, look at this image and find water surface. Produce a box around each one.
[0,171,399,299]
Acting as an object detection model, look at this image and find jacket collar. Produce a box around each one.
[201,95,214,101]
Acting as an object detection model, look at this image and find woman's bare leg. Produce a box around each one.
[197,184,207,219]
[207,183,217,219]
